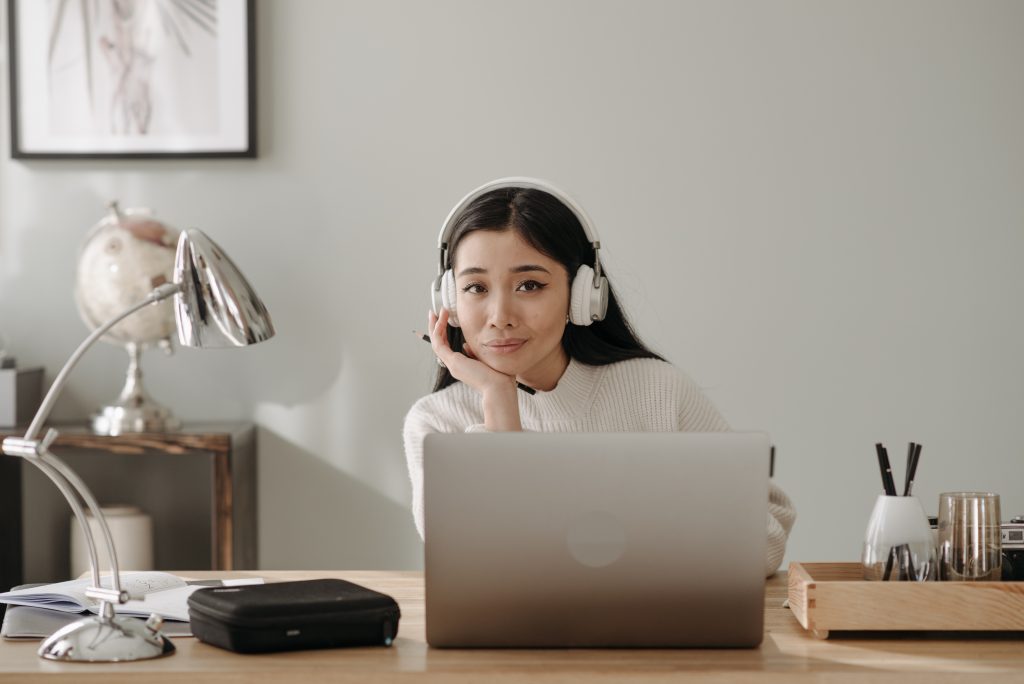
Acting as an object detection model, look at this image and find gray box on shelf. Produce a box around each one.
[0,367,44,428]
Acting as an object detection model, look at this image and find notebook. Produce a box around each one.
[423,431,770,648]
[1,577,265,639]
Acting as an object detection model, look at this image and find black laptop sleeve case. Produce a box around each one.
[187,579,400,653]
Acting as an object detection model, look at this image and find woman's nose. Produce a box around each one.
[487,292,518,328]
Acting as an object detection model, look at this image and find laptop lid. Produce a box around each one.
[423,431,770,648]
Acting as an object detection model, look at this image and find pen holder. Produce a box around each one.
[862,495,936,581]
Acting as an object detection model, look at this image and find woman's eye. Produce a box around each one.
[516,280,547,292]
[461,283,486,294]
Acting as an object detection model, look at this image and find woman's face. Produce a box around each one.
[452,229,570,389]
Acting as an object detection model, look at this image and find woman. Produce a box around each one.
[404,179,796,576]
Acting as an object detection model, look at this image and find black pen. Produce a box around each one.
[874,443,897,496]
[414,332,537,395]
[904,443,922,496]
[903,442,916,495]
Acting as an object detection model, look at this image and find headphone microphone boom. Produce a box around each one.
[430,177,609,328]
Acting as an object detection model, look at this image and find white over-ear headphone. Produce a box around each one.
[430,177,609,328]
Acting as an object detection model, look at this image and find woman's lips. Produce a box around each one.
[485,339,526,354]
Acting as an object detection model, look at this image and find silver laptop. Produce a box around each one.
[423,431,770,648]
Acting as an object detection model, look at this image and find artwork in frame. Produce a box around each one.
[7,0,255,159]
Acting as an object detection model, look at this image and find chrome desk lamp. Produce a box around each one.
[1,229,274,662]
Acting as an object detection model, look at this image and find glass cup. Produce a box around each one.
[937,491,1002,581]
[862,495,936,581]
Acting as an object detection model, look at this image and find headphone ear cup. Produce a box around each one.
[569,265,595,326]
[591,274,609,323]
[440,269,460,327]
[569,265,609,326]
[430,275,444,318]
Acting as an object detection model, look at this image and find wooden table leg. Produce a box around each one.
[213,452,233,571]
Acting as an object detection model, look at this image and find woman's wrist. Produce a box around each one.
[481,379,522,431]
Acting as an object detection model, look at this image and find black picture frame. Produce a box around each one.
[7,0,256,159]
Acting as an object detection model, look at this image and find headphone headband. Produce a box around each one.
[436,177,602,278]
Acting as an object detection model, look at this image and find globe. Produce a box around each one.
[75,203,180,346]
[74,202,182,434]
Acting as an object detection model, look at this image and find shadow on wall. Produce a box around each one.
[257,426,423,570]
[137,178,350,419]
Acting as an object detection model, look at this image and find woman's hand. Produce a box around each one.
[428,309,516,395]
[428,308,522,431]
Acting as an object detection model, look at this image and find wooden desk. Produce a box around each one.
[2,570,1024,683]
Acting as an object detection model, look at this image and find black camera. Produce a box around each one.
[1002,516,1024,581]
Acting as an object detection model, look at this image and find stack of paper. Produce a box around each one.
[0,572,263,640]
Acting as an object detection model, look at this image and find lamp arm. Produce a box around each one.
[1,281,181,609]
[24,283,182,442]
[26,452,104,593]
[1,430,129,611]
[40,443,130,609]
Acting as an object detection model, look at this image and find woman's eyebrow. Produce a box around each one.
[510,264,551,274]
[456,264,552,277]
[456,266,487,277]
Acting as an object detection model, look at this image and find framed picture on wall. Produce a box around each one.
[6,0,256,159]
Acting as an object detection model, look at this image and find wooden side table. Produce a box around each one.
[3,422,256,585]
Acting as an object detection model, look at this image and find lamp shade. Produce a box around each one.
[173,229,275,348]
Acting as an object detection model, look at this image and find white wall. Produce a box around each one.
[2,0,1022,572]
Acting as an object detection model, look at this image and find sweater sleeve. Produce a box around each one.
[403,395,487,540]
[402,401,433,540]
[765,481,797,577]
[676,373,797,577]
[404,398,466,540]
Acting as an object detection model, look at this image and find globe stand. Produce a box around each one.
[91,342,180,435]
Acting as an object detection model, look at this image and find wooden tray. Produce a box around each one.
[788,562,1024,638]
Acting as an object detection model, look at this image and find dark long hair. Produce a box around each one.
[432,187,663,392]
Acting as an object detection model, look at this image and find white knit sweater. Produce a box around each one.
[403,357,797,577]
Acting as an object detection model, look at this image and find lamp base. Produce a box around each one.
[39,614,175,662]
